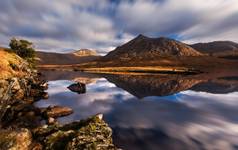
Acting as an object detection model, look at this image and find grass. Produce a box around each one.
[79,66,200,75]
[38,64,200,75]
[0,48,26,79]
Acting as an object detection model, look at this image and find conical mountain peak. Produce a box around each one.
[105,35,203,59]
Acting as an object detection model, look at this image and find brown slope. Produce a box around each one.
[0,47,29,79]
[36,50,101,65]
[191,41,238,53]
[104,34,202,60]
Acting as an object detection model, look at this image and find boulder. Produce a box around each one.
[67,82,86,94]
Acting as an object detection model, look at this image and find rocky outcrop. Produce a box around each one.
[33,114,118,150]
[0,76,47,123]
[0,49,118,150]
[67,82,86,94]
[0,128,32,150]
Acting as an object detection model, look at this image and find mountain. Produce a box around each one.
[104,34,202,60]
[73,49,98,57]
[190,41,238,55]
[36,49,101,65]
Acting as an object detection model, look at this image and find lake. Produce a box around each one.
[36,70,238,150]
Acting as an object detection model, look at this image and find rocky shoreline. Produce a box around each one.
[0,70,118,149]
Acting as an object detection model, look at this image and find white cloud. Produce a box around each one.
[116,0,238,42]
[0,0,238,53]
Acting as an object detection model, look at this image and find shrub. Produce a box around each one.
[9,38,35,59]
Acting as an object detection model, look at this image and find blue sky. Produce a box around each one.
[0,0,238,54]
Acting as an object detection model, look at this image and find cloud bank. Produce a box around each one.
[0,0,238,54]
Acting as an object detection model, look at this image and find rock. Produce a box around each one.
[47,117,56,125]
[45,130,76,150]
[31,142,43,150]
[45,106,73,118]
[40,82,48,90]
[10,78,21,93]
[30,89,49,100]
[41,92,49,99]
[66,114,117,150]
[33,114,118,150]
[0,128,32,150]
[67,82,86,94]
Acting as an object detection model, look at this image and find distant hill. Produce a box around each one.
[190,41,238,59]
[36,49,101,65]
[73,49,98,57]
[104,34,202,60]
[191,41,238,53]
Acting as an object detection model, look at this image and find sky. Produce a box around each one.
[0,0,238,55]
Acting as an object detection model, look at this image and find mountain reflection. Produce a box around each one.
[191,77,238,94]
[101,74,238,98]
[102,74,203,98]
[36,71,238,150]
[40,70,238,98]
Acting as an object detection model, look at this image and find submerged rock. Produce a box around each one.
[44,106,73,118]
[67,82,86,94]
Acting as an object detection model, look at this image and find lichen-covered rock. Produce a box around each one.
[45,130,76,150]
[66,114,117,150]
[34,114,118,150]
[0,128,32,150]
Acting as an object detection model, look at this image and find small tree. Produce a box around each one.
[9,38,35,59]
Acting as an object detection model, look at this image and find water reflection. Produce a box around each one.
[36,71,238,150]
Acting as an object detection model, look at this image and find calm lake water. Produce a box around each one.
[36,70,238,150]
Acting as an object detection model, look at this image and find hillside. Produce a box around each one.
[37,49,101,65]
[191,41,238,53]
[104,34,202,60]
[191,41,238,59]
[0,47,29,79]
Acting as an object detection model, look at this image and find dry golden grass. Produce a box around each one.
[0,48,26,79]
[80,66,196,74]
[38,64,198,75]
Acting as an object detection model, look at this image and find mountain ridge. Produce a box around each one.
[104,34,203,60]
[190,41,238,53]
[36,50,101,65]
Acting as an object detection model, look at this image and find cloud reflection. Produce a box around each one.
[35,78,238,150]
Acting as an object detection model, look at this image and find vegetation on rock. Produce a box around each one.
[9,38,35,59]
[9,38,36,68]
[34,114,117,150]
